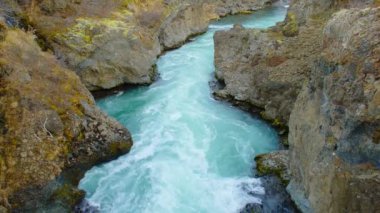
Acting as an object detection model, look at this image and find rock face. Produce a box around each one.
[14,0,275,91]
[288,7,380,213]
[0,26,132,211]
[215,0,380,212]
[159,3,218,50]
[20,0,169,90]
[214,22,323,124]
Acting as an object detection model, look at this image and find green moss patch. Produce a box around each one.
[282,12,299,37]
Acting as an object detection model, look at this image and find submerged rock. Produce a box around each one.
[0,27,132,211]
[241,176,298,213]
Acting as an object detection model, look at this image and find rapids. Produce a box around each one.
[79,6,287,213]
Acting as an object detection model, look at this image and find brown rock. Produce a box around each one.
[0,29,132,211]
[288,7,380,213]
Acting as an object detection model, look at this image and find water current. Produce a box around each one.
[80,6,287,213]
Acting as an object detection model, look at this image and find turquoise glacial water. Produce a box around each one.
[79,6,287,213]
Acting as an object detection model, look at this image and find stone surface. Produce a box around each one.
[0,27,132,211]
[214,21,323,125]
[159,3,218,50]
[288,7,380,213]
[255,150,290,184]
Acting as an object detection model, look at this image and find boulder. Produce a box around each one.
[255,150,290,184]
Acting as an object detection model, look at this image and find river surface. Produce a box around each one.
[79,6,287,213]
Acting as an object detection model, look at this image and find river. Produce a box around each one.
[79,6,288,213]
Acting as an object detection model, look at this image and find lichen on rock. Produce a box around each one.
[0,28,132,211]
[281,12,299,37]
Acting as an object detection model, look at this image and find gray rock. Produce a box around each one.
[288,7,380,213]
[216,1,380,212]
[213,21,323,125]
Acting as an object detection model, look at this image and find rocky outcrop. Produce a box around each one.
[0,25,132,211]
[255,150,290,184]
[214,21,323,125]
[15,0,275,91]
[19,0,168,90]
[159,3,218,50]
[213,0,378,125]
[288,7,380,213]
[215,0,380,212]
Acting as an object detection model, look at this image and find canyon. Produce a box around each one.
[0,0,278,211]
[0,0,379,212]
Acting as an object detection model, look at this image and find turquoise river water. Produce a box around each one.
[79,6,287,213]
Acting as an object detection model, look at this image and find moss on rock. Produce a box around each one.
[0,28,132,211]
[255,151,290,185]
[282,12,299,37]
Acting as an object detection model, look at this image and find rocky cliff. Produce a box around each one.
[288,7,380,212]
[214,0,380,212]
[15,0,274,91]
[0,20,132,212]
[214,21,323,125]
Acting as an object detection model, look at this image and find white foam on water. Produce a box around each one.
[79,6,287,213]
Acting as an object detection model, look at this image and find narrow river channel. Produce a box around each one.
[79,6,287,213]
